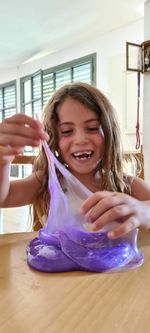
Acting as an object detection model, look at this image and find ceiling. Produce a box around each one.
[0,0,146,70]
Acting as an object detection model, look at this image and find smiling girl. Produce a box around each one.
[0,82,150,239]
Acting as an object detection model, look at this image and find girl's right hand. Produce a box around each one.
[0,113,49,165]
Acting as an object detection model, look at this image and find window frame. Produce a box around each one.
[20,70,42,118]
[20,53,96,115]
[0,80,17,121]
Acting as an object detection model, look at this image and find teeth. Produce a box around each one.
[73,151,92,157]
[72,151,93,160]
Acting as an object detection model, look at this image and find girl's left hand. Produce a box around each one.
[80,191,150,239]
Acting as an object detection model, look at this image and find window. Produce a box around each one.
[20,53,96,154]
[20,53,96,117]
[0,81,17,177]
[21,71,42,119]
[0,81,17,122]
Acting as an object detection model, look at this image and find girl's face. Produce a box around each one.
[57,97,104,182]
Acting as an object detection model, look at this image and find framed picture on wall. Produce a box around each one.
[126,40,150,74]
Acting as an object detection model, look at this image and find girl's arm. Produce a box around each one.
[130,175,150,201]
[0,171,43,208]
[0,113,48,207]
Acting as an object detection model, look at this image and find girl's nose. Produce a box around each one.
[74,130,88,144]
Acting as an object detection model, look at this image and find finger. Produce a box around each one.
[107,217,139,239]
[0,146,24,165]
[80,191,115,214]
[0,146,24,156]
[0,146,24,155]
[90,201,133,226]
[0,133,41,147]
[3,113,42,130]
[0,123,48,142]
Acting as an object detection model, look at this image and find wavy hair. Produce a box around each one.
[32,82,130,230]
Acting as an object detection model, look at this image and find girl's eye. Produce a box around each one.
[87,127,99,132]
[61,130,73,136]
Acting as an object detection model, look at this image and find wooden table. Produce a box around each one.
[0,231,150,333]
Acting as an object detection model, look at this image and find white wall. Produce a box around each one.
[143,0,150,183]
[0,19,144,151]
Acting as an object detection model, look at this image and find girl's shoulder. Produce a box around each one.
[127,175,150,200]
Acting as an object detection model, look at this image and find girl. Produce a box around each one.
[0,82,150,239]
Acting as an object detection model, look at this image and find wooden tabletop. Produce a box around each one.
[0,231,150,333]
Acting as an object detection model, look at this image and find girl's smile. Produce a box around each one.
[57,97,104,185]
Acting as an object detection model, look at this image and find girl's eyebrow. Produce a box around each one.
[58,122,73,126]
[58,118,98,126]
[84,118,99,124]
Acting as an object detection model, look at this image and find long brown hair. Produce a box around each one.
[32,82,130,230]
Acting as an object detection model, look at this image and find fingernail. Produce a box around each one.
[85,213,92,224]
[107,231,115,239]
[84,222,94,232]
[92,223,97,231]
[41,132,49,140]
[80,204,85,214]
[44,133,49,140]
